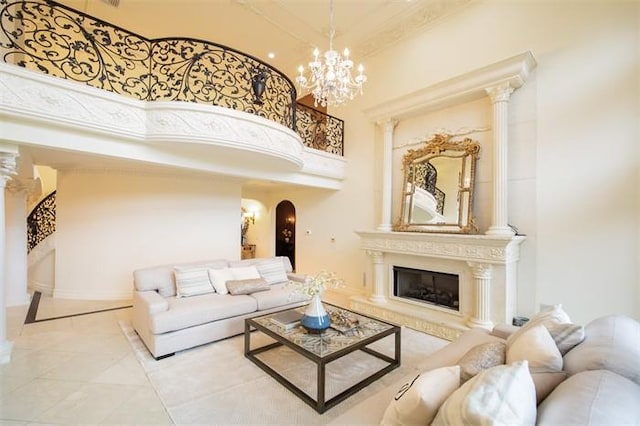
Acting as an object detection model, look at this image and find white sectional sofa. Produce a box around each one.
[132,256,308,359]
[330,310,640,425]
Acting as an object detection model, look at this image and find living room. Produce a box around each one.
[0,0,638,424]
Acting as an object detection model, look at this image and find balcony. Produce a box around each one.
[0,0,345,188]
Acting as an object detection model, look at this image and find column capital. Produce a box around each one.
[467,261,493,278]
[485,83,515,104]
[376,118,399,132]
[0,152,18,186]
[366,250,384,263]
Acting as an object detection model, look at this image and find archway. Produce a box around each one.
[275,200,296,271]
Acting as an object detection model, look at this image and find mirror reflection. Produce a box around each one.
[395,134,480,234]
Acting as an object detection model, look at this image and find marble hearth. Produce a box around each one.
[353,230,525,340]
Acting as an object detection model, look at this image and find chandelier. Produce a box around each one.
[296,0,367,108]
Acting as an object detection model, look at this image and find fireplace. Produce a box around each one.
[393,266,459,311]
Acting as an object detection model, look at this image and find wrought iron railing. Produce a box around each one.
[296,103,344,156]
[0,0,344,156]
[27,190,55,253]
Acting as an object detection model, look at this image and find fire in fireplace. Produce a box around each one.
[393,266,459,311]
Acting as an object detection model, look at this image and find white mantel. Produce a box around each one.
[354,230,525,340]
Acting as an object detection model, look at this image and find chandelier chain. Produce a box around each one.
[296,0,367,107]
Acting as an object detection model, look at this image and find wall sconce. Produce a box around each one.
[285,216,295,225]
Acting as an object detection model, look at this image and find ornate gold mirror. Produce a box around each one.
[394,134,480,234]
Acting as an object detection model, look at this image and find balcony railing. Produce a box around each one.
[27,190,55,253]
[296,104,344,156]
[0,0,344,155]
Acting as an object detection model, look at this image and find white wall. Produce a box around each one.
[338,0,639,324]
[54,169,241,300]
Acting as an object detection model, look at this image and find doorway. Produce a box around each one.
[275,200,296,270]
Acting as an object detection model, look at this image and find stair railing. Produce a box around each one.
[27,190,56,253]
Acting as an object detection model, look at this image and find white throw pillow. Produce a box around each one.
[174,266,215,298]
[229,265,261,281]
[207,268,235,295]
[255,258,289,285]
[507,324,563,372]
[507,304,571,348]
[381,366,460,426]
[432,361,536,426]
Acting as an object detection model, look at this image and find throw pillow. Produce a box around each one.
[226,278,270,295]
[173,266,215,298]
[458,341,506,383]
[507,324,563,372]
[255,258,289,285]
[381,366,460,426]
[506,304,571,348]
[544,322,585,355]
[208,268,235,295]
[432,361,536,426]
[229,265,261,281]
[537,370,640,425]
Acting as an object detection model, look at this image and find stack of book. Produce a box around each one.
[271,310,303,330]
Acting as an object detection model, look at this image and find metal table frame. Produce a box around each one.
[244,309,401,414]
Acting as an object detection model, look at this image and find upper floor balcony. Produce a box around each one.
[0,0,346,189]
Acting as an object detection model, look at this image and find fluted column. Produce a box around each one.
[377,119,398,232]
[5,178,37,306]
[0,150,18,364]
[485,83,515,236]
[367,250,387,303]
[466,262,493,329]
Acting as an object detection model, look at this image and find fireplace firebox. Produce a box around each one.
[393,266,459,311]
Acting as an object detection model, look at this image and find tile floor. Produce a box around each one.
[1,301,172,425]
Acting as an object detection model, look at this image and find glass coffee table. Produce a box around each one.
[244,303,401,413]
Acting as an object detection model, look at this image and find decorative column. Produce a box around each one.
[466,262,494,329]
[377,119,398,232]
[367,250,387,304]
[0,150,18,364]
[485,83,515,236]
[5,178,37,306]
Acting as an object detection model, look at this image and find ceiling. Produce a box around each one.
[20,0,473,181]
[56,0,473,82]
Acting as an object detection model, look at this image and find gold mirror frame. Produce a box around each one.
[394,134,480,234]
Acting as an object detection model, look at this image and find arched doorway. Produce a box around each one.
[275,200,296,271]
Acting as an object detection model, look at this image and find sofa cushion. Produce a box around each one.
[506,304,571,348]
[174,266,215,298]
[458,341,506,383]
[507,324,563,372]
[229,257,292,283]
[563,314,640,385]
[149,293,257,334]
[229,265,261,281]
[226,278,269,295]
[432,361,536,426]
[249,283,307,311]
[537,370,640,425]
[133,259,228,297]
[381,366,460,425]
[208,268,235,295]
[530,371,568,404]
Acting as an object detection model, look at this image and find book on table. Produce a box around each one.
[271,310,303,330]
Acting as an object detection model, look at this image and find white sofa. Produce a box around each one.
[330,310,640,425]
[132,256,308,359]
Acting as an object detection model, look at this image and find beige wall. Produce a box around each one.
[336,0,639,324]
[54,169,241,300]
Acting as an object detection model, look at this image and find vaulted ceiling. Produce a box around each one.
[56,0,472,82]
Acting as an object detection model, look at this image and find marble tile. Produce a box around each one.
[19,318,73,336]
[40,352,126,382]
[0,420,27,426]
[91,353,149,386]
[0,378,82,421]
[45,331,131,356]
[35,382,140,424]
[99,385,173,425]
[0,348,76,379]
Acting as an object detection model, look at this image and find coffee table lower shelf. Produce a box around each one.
[244,314,401,414]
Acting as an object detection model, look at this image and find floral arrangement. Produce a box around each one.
[288,270,344,299]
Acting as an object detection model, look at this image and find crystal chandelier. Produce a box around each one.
[296,0,367,108]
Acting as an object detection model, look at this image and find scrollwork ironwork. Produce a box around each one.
[27,190,55,252]
[296,103,344,156]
